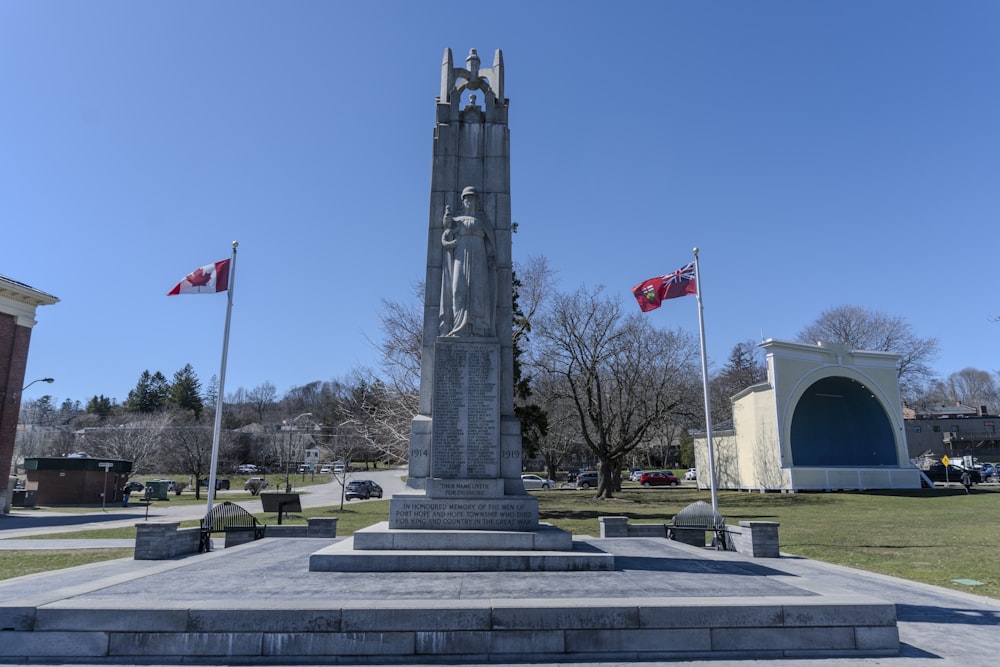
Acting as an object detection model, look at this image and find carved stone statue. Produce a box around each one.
[440,186,496,337]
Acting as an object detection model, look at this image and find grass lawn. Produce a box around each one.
[3,485,998,600]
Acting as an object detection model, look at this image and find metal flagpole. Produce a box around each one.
[692,248,719,514]
[205,241,238,519]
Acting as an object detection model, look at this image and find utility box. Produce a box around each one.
[147,480,169,501]
[11,490,37,508]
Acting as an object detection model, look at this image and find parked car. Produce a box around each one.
[520,474,555,490]
[319,466,331,473]
[122,481,144,493]
[628,469,644,482]
[345,480,383,500]
[923,465,981,484]
[575,471,599,489]
[198,478,231,490]
[639,471,680,487]
[236,464,257,474]
[684,468,697,481]
[243,477,269,491]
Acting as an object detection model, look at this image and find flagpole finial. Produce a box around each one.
[693,247,699,256]
[232,241,239,249]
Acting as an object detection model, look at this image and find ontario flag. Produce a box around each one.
[631,261,697,312]
[167,259,230,295]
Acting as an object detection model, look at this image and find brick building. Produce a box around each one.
[903,403,1000,464]
[1,274,59,513]
[24,456,133,506]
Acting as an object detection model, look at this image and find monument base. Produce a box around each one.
[389,492,538,531]
[309,523,614,572]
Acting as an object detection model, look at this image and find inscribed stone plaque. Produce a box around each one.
[431,339,499,479]
[389,496,538,531]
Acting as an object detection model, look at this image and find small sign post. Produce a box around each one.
[98,462,114,511]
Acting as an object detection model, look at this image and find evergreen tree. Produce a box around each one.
[169,363,205,419]
[86,395,114,417]
[124,370,169,413]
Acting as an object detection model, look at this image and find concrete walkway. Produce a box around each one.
[1,473,998,666]
[0,533,998,665]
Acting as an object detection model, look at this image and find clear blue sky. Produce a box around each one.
[3,1,998,405]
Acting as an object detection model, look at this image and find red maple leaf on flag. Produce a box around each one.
[186,267,213,287]
[167,258,230,295]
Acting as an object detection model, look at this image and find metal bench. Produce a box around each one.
[199,501,266,552]
[667,500,733,551]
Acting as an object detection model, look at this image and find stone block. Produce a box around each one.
[36,607,188,631]
[342,606,491,632]
[189,608,340,633]
[532,524,573,550]
[490,628,564,654]
[415,630,490,654]
[671,527,708,547]
[782,601,896,627]
[307,517,338,537]
[599,516,629,538]
[260,631,413,656]
[565,627,711,653]
[855,624,901,650]
[110,632,262,657]
[738,521,781,557]
[264,525,309,538]
[640,603,784,629]
[492,604,638,630]
[712,626,855,651]
[224,530,258,548]
[628,524,667,538]
[0,606,34,631]
[134,522,199,560]
[0,631,109,657]
[483,156,510,191]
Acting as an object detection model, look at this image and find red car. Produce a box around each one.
[639,471,680,487]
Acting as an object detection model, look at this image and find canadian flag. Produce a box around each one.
[167,259,230,295]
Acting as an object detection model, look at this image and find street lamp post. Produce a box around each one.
[17,378,55,402]
[22,377,55,392]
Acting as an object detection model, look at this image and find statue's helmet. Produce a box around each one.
[461,186,478,198]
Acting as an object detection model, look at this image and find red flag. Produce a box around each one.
[167,259,230,295]
[631,261,697,312]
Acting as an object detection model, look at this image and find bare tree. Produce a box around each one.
[533,286,701,498]
[247,382,278,424]
[372,282,424,394]
[529,376,586,482]
[919,368,1000,413]
[797,305,939,400]
[159,420,216,501]
[84,414,171,475]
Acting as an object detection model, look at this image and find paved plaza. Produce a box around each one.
[1,492,998,666]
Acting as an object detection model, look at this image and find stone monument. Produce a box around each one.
[311,48,612,569]
[388,47,539,532]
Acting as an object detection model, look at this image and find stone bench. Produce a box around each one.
[135,517,338,560]
[598,514,780,558]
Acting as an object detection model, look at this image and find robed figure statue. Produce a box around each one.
[440,186,497,337]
